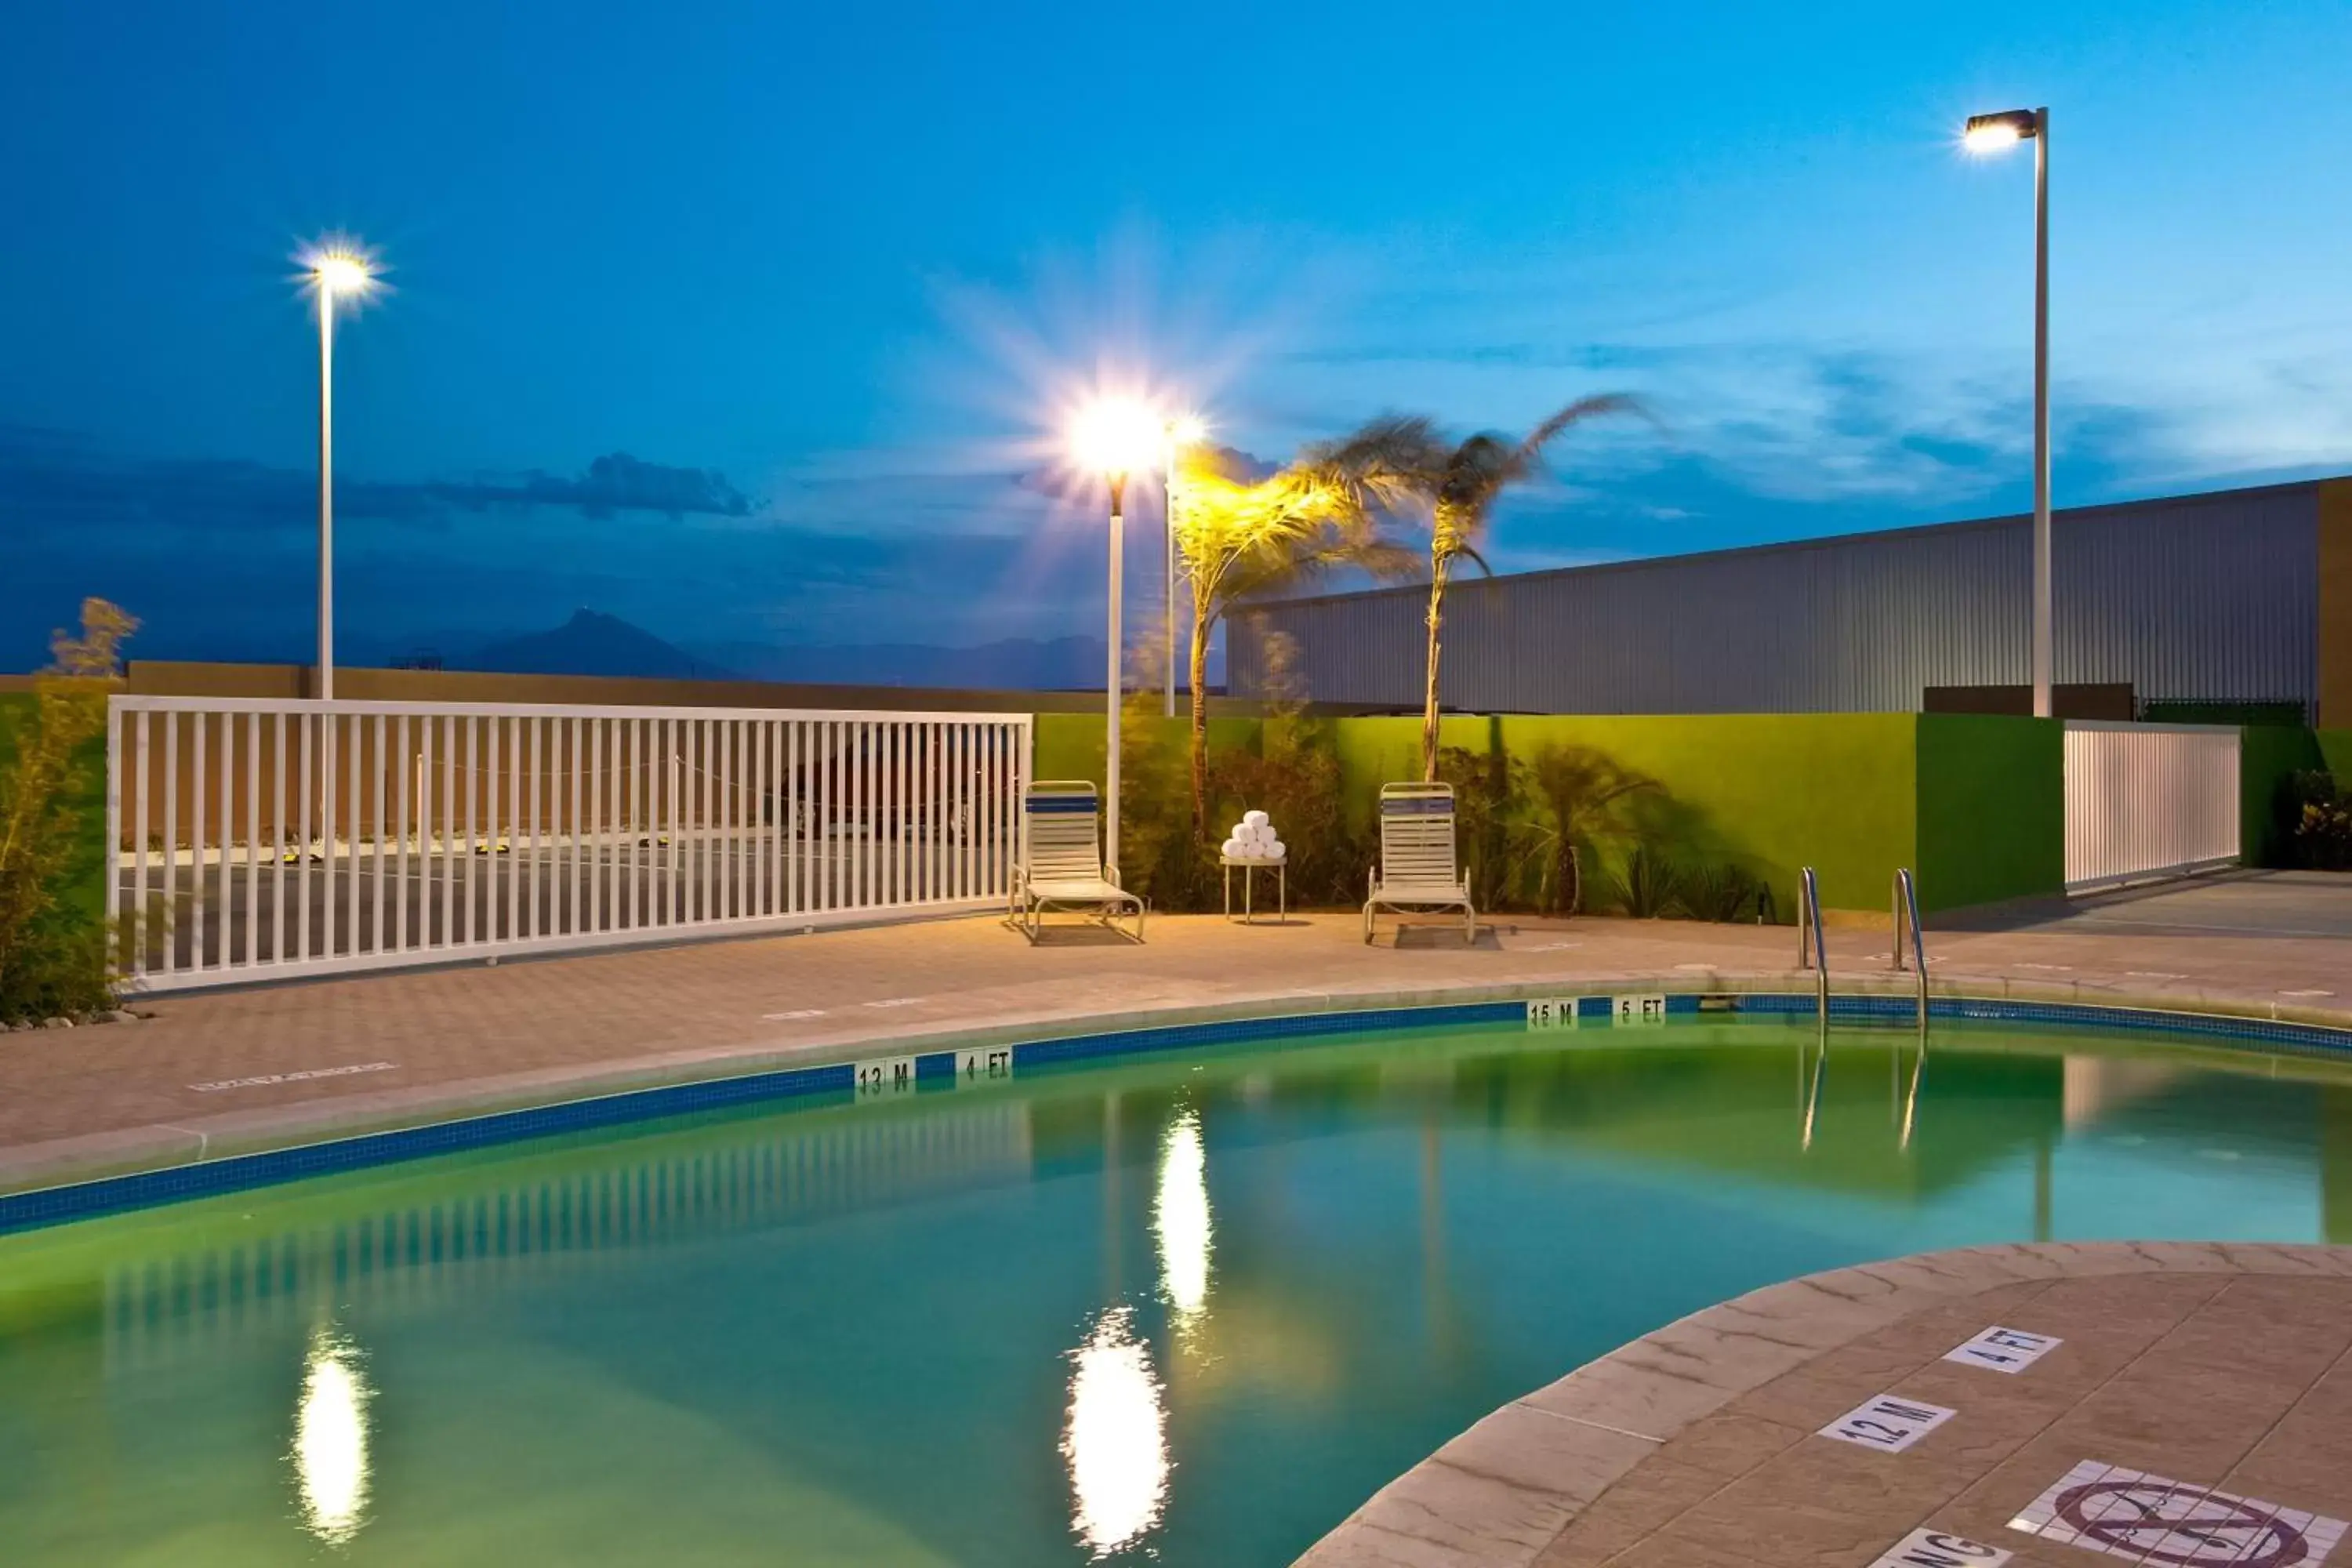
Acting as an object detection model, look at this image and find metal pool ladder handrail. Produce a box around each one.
[1890,867,1928,1034]
[1796,866,1828,1024]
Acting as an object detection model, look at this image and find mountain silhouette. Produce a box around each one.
[468,610,737,680]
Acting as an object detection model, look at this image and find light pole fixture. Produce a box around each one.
[1163,414,1206,720]
[301,240,379,702]
[1964,106,2053,717]
[1069,397,1165,878]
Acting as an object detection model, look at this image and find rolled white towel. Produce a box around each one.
[1265,839,1285,859]
[1223,837,1249,858]
[1228,822,1249,842]
[1243,809,1269,829]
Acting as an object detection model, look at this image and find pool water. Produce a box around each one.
[4,1017,2350,1565]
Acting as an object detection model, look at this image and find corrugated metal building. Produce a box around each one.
[1229,477,2352,725]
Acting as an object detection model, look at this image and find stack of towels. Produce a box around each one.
[1223,811,1284,861]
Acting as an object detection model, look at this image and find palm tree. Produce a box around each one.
[1308,397,1642,779]
[1169,448,1414,834]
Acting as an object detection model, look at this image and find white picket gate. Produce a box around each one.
[2062,721,2240,894]
[107,698,1032,991]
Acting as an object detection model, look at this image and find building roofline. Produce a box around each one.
[1238,473,2341,616]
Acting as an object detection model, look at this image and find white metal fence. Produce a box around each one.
[107,698,1033,991]
[2062,721,2240,894]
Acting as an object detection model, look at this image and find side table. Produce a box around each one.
[1221,854,1287,924]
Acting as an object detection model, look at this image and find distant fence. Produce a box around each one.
[107,697,1032,991]
[2062,721,2240,893]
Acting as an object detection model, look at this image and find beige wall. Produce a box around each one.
[122,661,1122,714]
[2321,480,2352,730]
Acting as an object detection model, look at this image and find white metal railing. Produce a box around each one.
[2062,721,2240,895]
[107,697,1033,991]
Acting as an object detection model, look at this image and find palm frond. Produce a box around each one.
[1514,393,1651,469]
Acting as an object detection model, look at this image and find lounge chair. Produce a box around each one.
[1008,781,1145,942]
[1363,782,1476,944]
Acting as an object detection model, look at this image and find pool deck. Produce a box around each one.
[1298,1242,2352,1568]
[2,869,2347,1192]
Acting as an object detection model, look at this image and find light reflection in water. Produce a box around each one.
[1155,1108,1213,1328]
[1062,1307,1169,1557]
[291,1322,374,1546]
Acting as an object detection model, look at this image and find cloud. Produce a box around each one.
[0,430,753,543]
[423,452,751,520]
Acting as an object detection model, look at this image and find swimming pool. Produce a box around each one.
[4,1004,2350,1564]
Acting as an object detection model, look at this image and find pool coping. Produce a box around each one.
[4,973,2350,1233]
[1290,1240,2352,1567]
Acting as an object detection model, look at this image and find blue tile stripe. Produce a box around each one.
[4,993,2347,1237]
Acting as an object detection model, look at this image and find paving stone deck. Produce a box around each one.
[1298,1243,2352,1568]
[2,870,2347,1192]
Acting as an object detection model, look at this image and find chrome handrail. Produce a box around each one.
[1797,866,1828,1026]
[1892,868,1928,1036]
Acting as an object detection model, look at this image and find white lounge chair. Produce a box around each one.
[1008,781,1146,943]
[1364,781,1476,944]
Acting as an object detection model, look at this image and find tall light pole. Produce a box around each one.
[1163,415,1205,720]
[1070,398,1163,878]
[303,242,378,702]
[1965,107,2052,717]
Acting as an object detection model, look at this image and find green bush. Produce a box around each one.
[0,600,136,1023]
[2286,771,2350,870]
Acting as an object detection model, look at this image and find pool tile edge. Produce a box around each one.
[5,983,2350,1235]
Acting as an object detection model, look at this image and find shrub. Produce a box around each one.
[1609,842,1688,919]
[1681,861,1762,923]
[2286,771,2350,871]
[0,599,136,1023]
[1521,742,1658,915]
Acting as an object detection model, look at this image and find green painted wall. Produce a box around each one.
[1915,715,2063,911]
[1327,712,1920,915]
[2239,724,2328,866]
[2319,729,2352,777]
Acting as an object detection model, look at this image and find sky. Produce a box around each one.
[5,0,2350,670]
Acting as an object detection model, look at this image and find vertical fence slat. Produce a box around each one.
[162,714,180,977]
[105,700,123,977]
[630,718,645,931]
[371,713,387,958]
[191,713,206,971]
[504,717,521,943]
[395,715,411,954]
[463,717,479,947]
[346,714,362,957]
[788,719,803,916]
[295,715,310,965]
[132,710,149,977]
[216,713,234,967]
[439,714,456,949]
[662,719,678,927]
[534,718,550,938]
[244,713,260,968]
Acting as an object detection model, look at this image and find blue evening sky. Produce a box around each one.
[4,0,2348,666]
